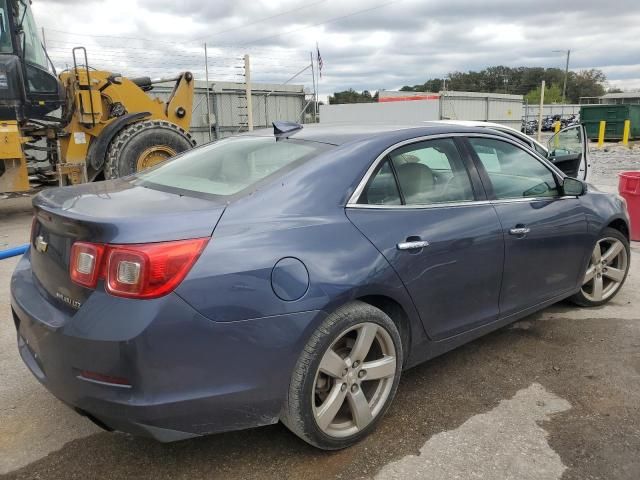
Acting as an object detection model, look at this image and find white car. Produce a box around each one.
[432,120,589,182]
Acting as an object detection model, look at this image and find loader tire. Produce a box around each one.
[105,120,195,179]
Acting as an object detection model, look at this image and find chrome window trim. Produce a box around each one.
[489,127,534,148]
[346,132,566,208]
[346,196,577,211]
[490,195,577,205]
[346,200,492,210]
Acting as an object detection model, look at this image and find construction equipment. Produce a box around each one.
[0,0,195,195]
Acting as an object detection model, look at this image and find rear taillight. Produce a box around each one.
[70,242,105,288]
[70,238,208,299]
[105,239,208,299]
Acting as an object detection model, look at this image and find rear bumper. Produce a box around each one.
[10,253,323,441]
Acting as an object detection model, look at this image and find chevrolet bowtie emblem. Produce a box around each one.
[35,235,48,253]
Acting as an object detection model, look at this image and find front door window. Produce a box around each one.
[546,125,588,180]
[17,0,48,70]
[468,137,560,199]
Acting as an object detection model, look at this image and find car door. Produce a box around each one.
[346,136,505,340]
[546,124,589,181]
[465,135,590,318]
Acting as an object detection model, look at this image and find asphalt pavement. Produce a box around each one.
[1,185,639,479]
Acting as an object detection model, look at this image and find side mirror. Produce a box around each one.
[563,177,586,196]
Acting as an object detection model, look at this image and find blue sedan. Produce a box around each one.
[10,122,630,449]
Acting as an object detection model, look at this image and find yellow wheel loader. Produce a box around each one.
[0,0,195,195]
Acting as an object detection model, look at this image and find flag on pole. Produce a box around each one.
[316,43,323,78]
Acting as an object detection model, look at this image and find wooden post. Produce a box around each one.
[537,80,545,143]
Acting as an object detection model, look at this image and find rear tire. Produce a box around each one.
[281,301,403,450]
[104,120,195,179]
[569,227,630,307]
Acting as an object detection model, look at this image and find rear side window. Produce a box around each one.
[137,137,328,197]
[358,159,402,205]
[359,138,475,206]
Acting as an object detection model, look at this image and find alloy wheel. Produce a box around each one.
[581,237,628,302]
[312,322,397,438]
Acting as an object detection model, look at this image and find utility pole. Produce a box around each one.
[553,49,571,104]
[563,49,571,104]
[310,51,317,123]
[244,54,253,131]
[314,50,320,120]
[537,80,545,143]
[204,43,212,141]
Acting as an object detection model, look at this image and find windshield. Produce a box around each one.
[0,0,13,53]
[137,136,329,197]
[17,0,48,69]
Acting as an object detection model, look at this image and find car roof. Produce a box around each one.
[242,122,510,146]
[434,120,548,150]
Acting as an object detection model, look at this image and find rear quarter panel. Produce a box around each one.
[175,138,430,356]
[176,205,425,337]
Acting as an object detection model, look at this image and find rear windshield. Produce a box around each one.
[136,136,328,197]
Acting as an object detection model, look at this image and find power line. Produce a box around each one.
[236,0,404,46]
[46,44,308,64]
[42,27,190,46]
[196,0,329,42]
[44,0,402,51]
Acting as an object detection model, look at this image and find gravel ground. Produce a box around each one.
[534,132,640,190]
[589,142,640,189]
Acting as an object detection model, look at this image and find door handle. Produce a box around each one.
[509,227,530,235]
[397,240,430,250]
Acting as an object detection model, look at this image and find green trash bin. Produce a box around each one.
[580,104,640,141]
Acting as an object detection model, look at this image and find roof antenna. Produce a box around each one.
[273,121,303,140]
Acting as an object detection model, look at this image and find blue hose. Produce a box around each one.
[0,244,29,260]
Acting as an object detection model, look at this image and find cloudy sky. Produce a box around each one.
[34,0,640,99]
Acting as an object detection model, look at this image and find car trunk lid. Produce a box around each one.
[30,179,225,308]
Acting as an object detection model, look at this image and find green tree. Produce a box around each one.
[524,83,564,104]
[333,66,607,103]
[328,88,378,104]
[565,69,606,102]
[399,78,444,92]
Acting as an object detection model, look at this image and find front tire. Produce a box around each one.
[281,301,403,450]
[104,120,195,179]
[569,227,630,307]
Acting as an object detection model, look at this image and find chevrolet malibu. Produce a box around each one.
[11,122,630,450]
